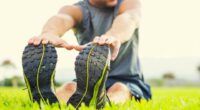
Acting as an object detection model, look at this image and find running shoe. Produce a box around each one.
[68,44,111,109]
[22,43,58,104]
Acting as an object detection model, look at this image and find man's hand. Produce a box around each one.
[73,42,92,51]
[28,33,74,50]
[73,35,121,61]
[93,35,121,61]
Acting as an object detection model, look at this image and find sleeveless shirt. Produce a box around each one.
[74,0,144,82]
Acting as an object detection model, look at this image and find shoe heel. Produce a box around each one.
[22,44,58,104]
[68,44,110,109]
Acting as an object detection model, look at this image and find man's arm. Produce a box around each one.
[28,5,82,49]
[93,0,141,60]
[106,0,141,43]
[42,5,82,37]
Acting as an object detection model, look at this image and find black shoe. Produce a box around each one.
[68,44,111,109]
[22,43,58,104]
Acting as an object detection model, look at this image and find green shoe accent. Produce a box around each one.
[75,45,96,109]
[68,44,110,109]
[89,64,108,107]
[36,44,46,103]
[23,74,33,101]
[22,44,58,104]
[51,70,56,93]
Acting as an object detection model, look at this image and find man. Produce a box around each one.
[24,0,151,108]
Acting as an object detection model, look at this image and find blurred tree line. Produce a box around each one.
[0,59,24,87]
[0,59,62,87]
[1,59,200,87]
[0,76,24,87]
[198,65,200,76]
[0,76,61,87]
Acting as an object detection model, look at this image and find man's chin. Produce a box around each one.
[106,1,118,7]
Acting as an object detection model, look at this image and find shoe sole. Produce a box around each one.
[22,44,58,104]
[68,44,110,109]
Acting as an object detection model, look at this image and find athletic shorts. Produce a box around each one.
[73,77,152,100]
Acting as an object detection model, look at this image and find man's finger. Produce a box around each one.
[64,44,74,50]
[73,45,86,51]
[33,37,41,45]
[73,42,93,51]
[41,38,49,44]
[84,42,93,46]
[28,36,38,44]
[93,36,100,43]
[58,40,74,50]
[111,46,120,61]
[105,37,114,45]
[28,38,34,44]
[98,37,107,45]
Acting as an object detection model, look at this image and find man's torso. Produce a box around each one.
[73,0,144,81]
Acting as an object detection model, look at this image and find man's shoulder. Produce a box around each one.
[74,0,87,8]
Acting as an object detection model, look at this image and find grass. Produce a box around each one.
[0,87,200,110]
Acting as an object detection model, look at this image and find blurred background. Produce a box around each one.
[0,0,200,87]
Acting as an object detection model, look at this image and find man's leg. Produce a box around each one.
[55,82,131,104]
[55,82,77,103]
[22,44,59,104]
[107,82,132,104]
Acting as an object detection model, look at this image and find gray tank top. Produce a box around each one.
[74,0,144,81]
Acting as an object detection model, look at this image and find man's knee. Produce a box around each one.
[108,82,129,92]
[62,82,77,92]
[56,82,76,102]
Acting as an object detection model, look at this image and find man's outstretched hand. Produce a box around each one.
[93,35,121,61]
[73,35,121,61]
[28,33,74,50]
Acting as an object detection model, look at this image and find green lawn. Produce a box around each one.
[0,87,200,110]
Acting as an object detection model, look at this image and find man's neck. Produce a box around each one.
[88,0,105,8]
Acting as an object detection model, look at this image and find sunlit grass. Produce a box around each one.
[0,87,200,110]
